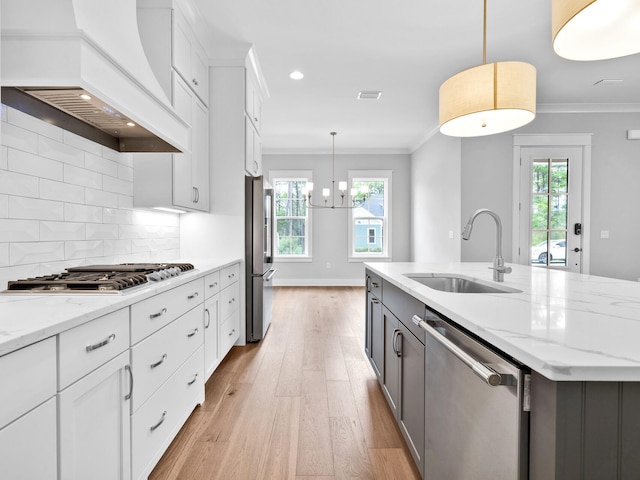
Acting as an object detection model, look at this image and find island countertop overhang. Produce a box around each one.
[365,261,640,382]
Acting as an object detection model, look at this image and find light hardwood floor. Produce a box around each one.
[149,286,421,480]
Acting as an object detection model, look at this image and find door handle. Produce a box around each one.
[573,247,582,252]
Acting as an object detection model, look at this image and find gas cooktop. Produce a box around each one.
[4,263,195,293]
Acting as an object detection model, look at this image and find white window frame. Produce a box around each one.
[269,170,312,262]
[348,170,392,261]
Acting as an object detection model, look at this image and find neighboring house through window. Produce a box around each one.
[348,171,391,260]
[270,171,312,260]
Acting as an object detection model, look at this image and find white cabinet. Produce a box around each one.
[245,70,262,134]
[0,337,57,480]
[58,351,132,480]
[57,308,132,480]
[0,397,57,480]
[133,78,209,213]
[172,6,209,104]
[245,116,262,176]
[220,263,241,357]
[204,271,221,380]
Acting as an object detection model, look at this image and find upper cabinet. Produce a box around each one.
[134,0,210,212]
[245,69,262,134]
[172,7,209,105]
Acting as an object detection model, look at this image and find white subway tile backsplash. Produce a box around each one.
[0,106,180,278]
[103,175,132,196]
[65,240,103,260]
[38,136,84,167]
[0,170,39,197]
[0,195,8,217]
[8,108,63,141]
[103,239,132,256]
[103,208,132,225]
[0,122,39,154]
[63,131,103,156]
[86,188,119,208]
[0,244,9,267]
[118,195,133,209]
[118,164,134,182]
[65,203,103,223]
[0,219,39,242]
[8,148,63,181]
[40,179,85,204]
[9,196,64,221]
[1,146,7,170]
[63,164,102,189]
[85,223,118,240]
[40,221,86,241]
[10,241,65,265]
[85,152,119,177]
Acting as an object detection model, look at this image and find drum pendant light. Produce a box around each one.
[439,0,536,137]
[552,0,640,61]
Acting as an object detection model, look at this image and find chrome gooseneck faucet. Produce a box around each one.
[462,208,512,282]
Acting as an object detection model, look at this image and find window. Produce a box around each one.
[271,172,311,259]
[349,171,391,259]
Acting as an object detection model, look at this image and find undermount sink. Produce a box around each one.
[404,273,522,294]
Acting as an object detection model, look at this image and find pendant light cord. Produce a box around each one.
[483,0,487,65]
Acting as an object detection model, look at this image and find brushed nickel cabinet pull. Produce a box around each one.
[188,292,199,300]
[150,308,167,319]
[187,328,199,338]
[124,364,133,401]
[228,297,235,304]
[204,309,211,328]
[209,282,218,288]
[85,333,115,352]
[150,411,167,432]
[150,354,167,369]
[187,373,198,386]
[228,328,236,337]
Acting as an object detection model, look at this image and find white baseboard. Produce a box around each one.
[272,278,364,287]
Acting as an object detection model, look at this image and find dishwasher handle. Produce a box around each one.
[412,315,502,387]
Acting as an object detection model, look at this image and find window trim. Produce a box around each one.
[269,170,312,262]
[348,170,392,261]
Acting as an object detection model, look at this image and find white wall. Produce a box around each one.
[461,111,640,281]
[263,152,411,285]
[410,133,461,262]
[0,105,181,290]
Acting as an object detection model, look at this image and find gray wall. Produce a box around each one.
[410,133,462,262]
[461,112,640,281]
[263,153,411,285]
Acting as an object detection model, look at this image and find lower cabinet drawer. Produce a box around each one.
[220,281,240,321]
[130,304,203,412]
[0,336,56,429]
[59,308,130,390]
[131,347,204,480]
[204,270,220,298]
[220,262,240,290]
[0,396,57,480]
[220,312,240,357]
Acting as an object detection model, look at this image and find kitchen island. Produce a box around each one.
[365,261,640,480]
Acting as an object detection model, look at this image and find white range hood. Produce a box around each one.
[1,0,189,153]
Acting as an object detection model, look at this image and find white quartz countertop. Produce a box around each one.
[366,262,640,382]
[0,258,241,357]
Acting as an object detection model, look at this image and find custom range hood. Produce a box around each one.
[1,0,189,153]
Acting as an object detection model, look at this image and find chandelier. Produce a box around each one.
[438,0,536,137]
[303,132,369,209]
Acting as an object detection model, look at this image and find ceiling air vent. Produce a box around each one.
[357,91,382,100]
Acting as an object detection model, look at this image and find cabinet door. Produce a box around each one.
[59,351,131,480]
[368,293,384,380]
[172,9,191,83]
[191,47,209,104]
[204,294,220,379]
[245,116,255,176]
[191,97,209,211]
[0,396,57,480]
[382,307,399,416]
[398,323,425,475]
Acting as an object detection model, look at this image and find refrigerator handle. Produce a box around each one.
[264,268,277,282]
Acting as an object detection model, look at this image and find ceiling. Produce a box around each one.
[193,0,640,153]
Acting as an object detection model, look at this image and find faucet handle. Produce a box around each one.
[489,265,512,274]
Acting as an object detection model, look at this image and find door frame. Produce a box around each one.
[512,134,592,274]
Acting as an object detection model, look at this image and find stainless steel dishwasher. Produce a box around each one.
[413,309,530,480]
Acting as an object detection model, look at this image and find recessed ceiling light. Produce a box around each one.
[289,71,304,80]
[79,93,92,100]
[126,122,136,127]
[357,91,382,100]
[593,79,623,86]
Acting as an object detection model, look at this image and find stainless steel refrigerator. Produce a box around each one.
[245,176,277,342]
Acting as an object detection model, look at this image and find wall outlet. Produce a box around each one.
[600,230,610,239]
[448,230,454,239]
[326,262,331,269]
